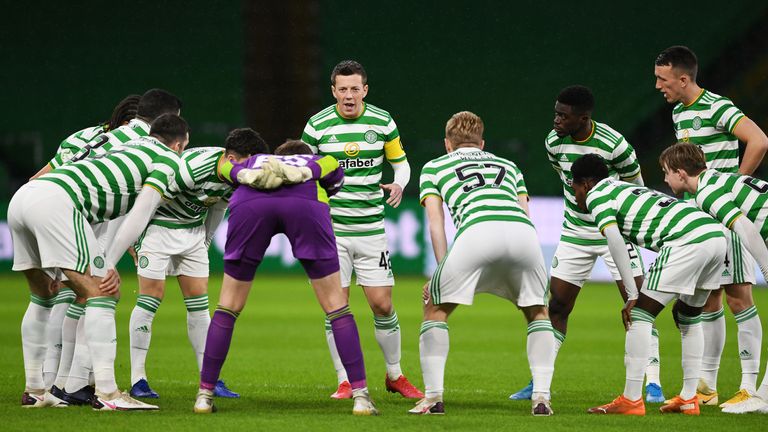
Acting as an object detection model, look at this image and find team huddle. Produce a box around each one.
[10,46,768,417]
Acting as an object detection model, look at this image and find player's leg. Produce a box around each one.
[721,282,761,407]
[128,276,164,398]
[699,287,725,404]
[60,297,94,405]
[323,237,352,398]
[42,279,75,390]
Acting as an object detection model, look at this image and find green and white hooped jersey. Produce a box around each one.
[673,89,745,173]
[49,124,108,169]
[152,146,232,229]
[586,178,725,251]
[695,169,768,240]
[545,121,642,245]
[302,103,407,237]
[37,136,194,224]
[69,118,150,163]
[419,148,533,238]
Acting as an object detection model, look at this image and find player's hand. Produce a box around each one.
[621,299,636,331]
[237,167,283,190]
[264,157,311,184]
[99,268,121,296]
[381,183,403,208]
[422,281,430,304]
[127,246,138,267]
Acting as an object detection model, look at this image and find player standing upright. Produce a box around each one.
[414,111,556,416]
[509,86,664,403]
[127,129,264,399]
[301,60,422,399]
[655,45,768,406]
[570,154,727,416]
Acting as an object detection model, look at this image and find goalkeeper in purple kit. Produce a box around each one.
[193,141,378,416]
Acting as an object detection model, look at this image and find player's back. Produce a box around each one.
[37,136,192,224]
[419,148,532,238]
[50,124,108,169]
[696,169,768,239]
[69,118,151,163]
[586,178,725,251]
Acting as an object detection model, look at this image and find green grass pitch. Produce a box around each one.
[0,273,766,431]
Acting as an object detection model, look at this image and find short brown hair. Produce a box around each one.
[275,139,313,156]
[331,60,367,85]
[445,111,484,146]
[659,142,707,175]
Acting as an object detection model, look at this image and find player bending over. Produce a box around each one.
[413,111,556,416]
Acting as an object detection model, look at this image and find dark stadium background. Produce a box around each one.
[1,0,767,273]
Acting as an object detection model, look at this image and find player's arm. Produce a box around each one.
[29,163,52,180]
[317,156,345,197]
[730,216,768,280]
[423,195,448,263]
[203,199,228,248]
[381,136,409,208]
[734,118,768,175]
[613,139,644,186]
[518,194,530,218]
[100,186,164,294]
[602,224,639,300]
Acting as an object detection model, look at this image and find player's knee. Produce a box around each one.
[703,288,724,311]
[522,305,548,323]
[725,294,753,314]
[547,296,573,320]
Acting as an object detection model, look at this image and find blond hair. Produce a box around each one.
[659,142,707,175]
[445,111,484,146]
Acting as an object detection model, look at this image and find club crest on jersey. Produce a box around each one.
[364,130,378,144]
[692,116,703,130]
[344,142,360,157]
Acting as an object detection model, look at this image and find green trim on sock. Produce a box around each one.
[53,288,76,305]
[65,302,86,319]
[30,294,54,308]
[184,294,209,312]
[735,306,758,323]
[324,317,332,331]
[374,311,400,330]
[630,308,656,324]
[701,307,725,322]
[527,319,554,335]
[136,294,162,313]
[651,327,660,338]
[86,296,117,310]
[552,328,565,343]
[420,320,449,335]
[677,313,702,325]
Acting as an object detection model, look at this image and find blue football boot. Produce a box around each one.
[214,380,240,398]
[645,383,666,403]
[130,378,160,398]
[509,379,533,400]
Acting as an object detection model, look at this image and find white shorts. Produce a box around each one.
[428,221,548,307]
[642,236,727,297]
[135,224,209,280]
[550,238,645,287]
[721,230,756,285]
[9,181,106,278]
[336,233,394,288]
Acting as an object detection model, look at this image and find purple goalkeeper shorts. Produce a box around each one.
[223,197,339,281]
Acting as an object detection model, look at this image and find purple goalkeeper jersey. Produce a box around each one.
[220,154,344,206]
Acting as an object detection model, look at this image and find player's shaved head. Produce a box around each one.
[331,60,367,86]
[571,153,609,185]
[138,88,183,121]
[655,46,698,82]
[225,128,268,158]
[275,140,312,156]
[445,111,484,147]
[150,113,189,145]
[557,86,594,114]
[659,142,707,176]
[108,94,140,131]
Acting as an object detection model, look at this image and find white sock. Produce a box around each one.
[700,308,725,391]
[85,297,118,396]
[679,313,704,400]
[758,356,768,400]
[623,310,653,401]
[419,320,449,401]
[65,311,92,392]
[325,317,348,384]
[53,303,84,389]
[42,301,69,389]
[527,320,556,399]
[185,294,211,371]
[374,311,402,380]
[130,295,160,385]
[735,306,761,393]
[21,296,52,392]
[645,327,661,386]
[552,329,565,358]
